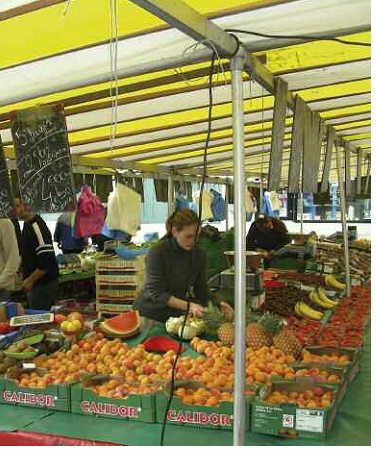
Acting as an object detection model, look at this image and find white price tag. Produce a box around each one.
[22,363,36,370]
[282,414,294,428]
[296,409,324,433]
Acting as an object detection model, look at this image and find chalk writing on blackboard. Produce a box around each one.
[11,105,75,213]
[0,136,14,218]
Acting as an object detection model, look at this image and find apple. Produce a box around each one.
[60,319,83,334]
[314,387,324,397]
[71,319,83,330]
[65,323,76,333]
[54,314,67,325]
[60,320,70,331]
[67,312,84,324]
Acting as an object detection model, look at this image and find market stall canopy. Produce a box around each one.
[0,0,371,184]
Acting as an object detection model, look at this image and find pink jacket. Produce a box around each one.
[75,185,105,238]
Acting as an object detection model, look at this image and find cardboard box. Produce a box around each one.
[155,381,254,431]
[302,346,360,383]
[70,376,155,423]
[251,380,339,439]
[2,368,71,412]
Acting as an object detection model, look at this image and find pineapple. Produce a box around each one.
[246,323,272,349]
[246,313,283,350]
[218,323,235,345]
[273,328,302,359]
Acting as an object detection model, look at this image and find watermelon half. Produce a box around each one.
[99,311,140,338]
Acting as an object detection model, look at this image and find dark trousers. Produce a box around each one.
[27,279,59,311]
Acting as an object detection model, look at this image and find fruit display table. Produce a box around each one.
[0,328,370,446]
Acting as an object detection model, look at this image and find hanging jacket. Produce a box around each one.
[106,183,141,236]
[263,191,275,217]
[245,188,257,214]
[75,185,105,238]
[269,191,282,212]
[210,189,226,221]
[193,190,213,221]
[175,195,190,212]
[101,223,132,242]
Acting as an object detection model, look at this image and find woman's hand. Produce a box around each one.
[220,301,234,321]
[189,302,207,318]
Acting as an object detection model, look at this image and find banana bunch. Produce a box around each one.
[295,301,323,320]
[325,275,346,291]
[309,288,338,309]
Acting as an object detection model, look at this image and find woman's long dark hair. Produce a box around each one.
[165,209,200,237]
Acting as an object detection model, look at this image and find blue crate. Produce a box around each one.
[0,329,23,349]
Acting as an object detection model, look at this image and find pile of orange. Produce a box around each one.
[301,351,351,365]
[13,335,346,402]
[265,388,334,409]
[190,338,296,387]
[294,367,341,383]
[173,386,255,407]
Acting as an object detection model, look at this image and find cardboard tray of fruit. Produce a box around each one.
[300,346,360,383]
[155,380,255,431]
[279,366,348,404]
[1,367,72,412]
[251,379,339,439]
[70,374,158,423]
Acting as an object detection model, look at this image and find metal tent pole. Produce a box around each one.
[231,47,247,447]
[335,143,351,296]
[225,179,230,231]
[299,191,304,233]
[259,178,263,215]
[167,174,174,215]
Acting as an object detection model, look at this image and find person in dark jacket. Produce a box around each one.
[134,209,233,324]
[14,199,59,310]
[54,211,86,254]
[246,216,289,255]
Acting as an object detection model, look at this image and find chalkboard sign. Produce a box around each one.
[0,135,14,218]
[11,105,75,213]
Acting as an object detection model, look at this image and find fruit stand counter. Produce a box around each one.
[0,328,370,446]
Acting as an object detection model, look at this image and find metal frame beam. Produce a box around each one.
[130,0,239,57]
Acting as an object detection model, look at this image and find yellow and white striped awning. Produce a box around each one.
[0,0,371,182]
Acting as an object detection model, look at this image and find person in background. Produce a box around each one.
[0,219,21,301]
[246,216,289,258]
[134,209,233,327]
[10,218,22,257]
[13,199,59,310]
[54,210,86,254]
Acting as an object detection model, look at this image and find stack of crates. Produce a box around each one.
[95,254,145,316]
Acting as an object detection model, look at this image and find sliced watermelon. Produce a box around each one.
[99,311,140,337]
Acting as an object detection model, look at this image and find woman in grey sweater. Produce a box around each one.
[134,209,232,324]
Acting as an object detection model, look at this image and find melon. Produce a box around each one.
[99,311,140,338]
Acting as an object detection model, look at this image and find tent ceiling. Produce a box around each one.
[0,0,371,180]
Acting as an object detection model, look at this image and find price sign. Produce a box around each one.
[10,313,54,327]
[11,105,75,213]
[0,135,14,218]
